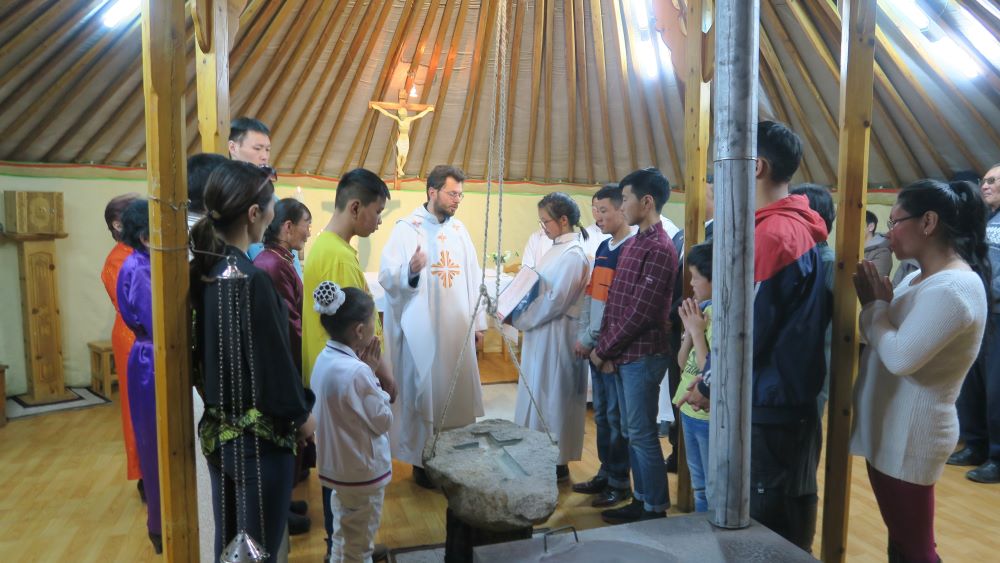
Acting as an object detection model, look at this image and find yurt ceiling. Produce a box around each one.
[0,0,998,188]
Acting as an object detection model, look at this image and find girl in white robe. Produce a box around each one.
[513,193,592,473]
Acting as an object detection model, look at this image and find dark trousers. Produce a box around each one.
[957,313,1000,461]
[209,439,294,563]
[749,418,821,553]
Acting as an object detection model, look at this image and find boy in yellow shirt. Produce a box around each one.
[302,168,396,399]
[672,241,712,512]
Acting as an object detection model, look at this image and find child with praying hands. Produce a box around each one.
[310,281,393,563]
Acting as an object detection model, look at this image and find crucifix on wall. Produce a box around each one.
[369,89,434,189]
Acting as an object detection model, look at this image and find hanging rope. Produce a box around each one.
[430,0,555,457]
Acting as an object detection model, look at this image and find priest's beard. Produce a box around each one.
[427,199,455,221]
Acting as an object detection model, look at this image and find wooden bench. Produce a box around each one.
[88,340,117,396]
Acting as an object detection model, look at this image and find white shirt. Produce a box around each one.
[311,340,393,489]
[850,269,987,485]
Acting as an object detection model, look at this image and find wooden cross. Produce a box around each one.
[369,89,434,189]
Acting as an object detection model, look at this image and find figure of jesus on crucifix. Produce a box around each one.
[369,90,434,184]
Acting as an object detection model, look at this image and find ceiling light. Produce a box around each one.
[103,0,140,28]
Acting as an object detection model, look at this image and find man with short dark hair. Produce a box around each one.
[379,164,486,488]
[302,168,396,559]
[590,167,678,523]
[746,121,830,550]
[572,183,636,508]
[228,117,271,165]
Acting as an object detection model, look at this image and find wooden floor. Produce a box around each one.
[2,369,999,561]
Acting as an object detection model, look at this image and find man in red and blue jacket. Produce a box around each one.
[746,121,831,551]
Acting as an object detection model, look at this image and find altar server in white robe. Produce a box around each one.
[512,192,592,477]
[380,165,486,488]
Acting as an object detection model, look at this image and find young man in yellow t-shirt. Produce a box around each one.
[302,168,396,398]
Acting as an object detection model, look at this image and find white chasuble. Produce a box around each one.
[380,205,486,467]
[512,233,591,464]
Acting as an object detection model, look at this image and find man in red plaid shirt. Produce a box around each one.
[591,167,678,523]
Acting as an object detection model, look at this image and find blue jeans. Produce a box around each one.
[615,355,670,512]
[681,413,711,512]
[590,362,630,489]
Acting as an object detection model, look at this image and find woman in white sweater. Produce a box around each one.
[852,179,991,563]
[310,282,393,563]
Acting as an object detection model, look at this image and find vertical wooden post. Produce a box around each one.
[676,0,712,514]
[709,0,757,530]
[195,0,232,154]
[823,0,877,560]
[140,1,199,561]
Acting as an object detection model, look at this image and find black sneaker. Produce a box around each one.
[601,498,644,524]
[413,466,437,489]
[288,511,311,535]
[571,475,608,494]
[947,447,987,467]
[639,509,667,521]
[967,460,1000,484]
[290,499,308,515]
[591,487,631,508]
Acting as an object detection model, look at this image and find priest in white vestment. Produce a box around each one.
[512,193,592,474]
[380,166,486,486]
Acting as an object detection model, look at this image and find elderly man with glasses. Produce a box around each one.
[950,163,1000,485]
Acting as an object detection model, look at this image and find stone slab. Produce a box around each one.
[423,418,559,532]
[473,513,820,562]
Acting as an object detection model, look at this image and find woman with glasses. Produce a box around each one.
[851,179,990,563]
[511,192,592,481]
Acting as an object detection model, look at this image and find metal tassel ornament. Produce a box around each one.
[220,530,268,563]
[219,253,247,280]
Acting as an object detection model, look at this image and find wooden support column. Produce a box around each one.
[140,1,199,560]
[710,0,757,530]
[194,0,232,154]
[822,0,877,561]
[675,0,712,514]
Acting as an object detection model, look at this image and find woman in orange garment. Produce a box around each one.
[101,193,144,499]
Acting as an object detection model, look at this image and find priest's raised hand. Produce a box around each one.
[409,244,427,277]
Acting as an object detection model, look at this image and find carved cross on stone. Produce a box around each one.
[453,430,528,479]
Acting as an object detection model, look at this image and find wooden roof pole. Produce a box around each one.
[194,0,240,155]
[457,0,498,174]
[418,0,472,177]
[349,0,421,174]
[562,0,579,183]
[617,0,659,174]
[298,0,389,173]
[501,0,525,180]
[759,25,836,183]
[525,0,546,180]
[379,0,443,176]
[823,0,877,560]
[270,0,365,168]
[140,0,198,560]
[542,0,556,181]
[782,0,914,184]
[572,0,594,184]
[609,0,638,172]
[710,0,757,530]
[407,0,458,173]
[590,0,616,182]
